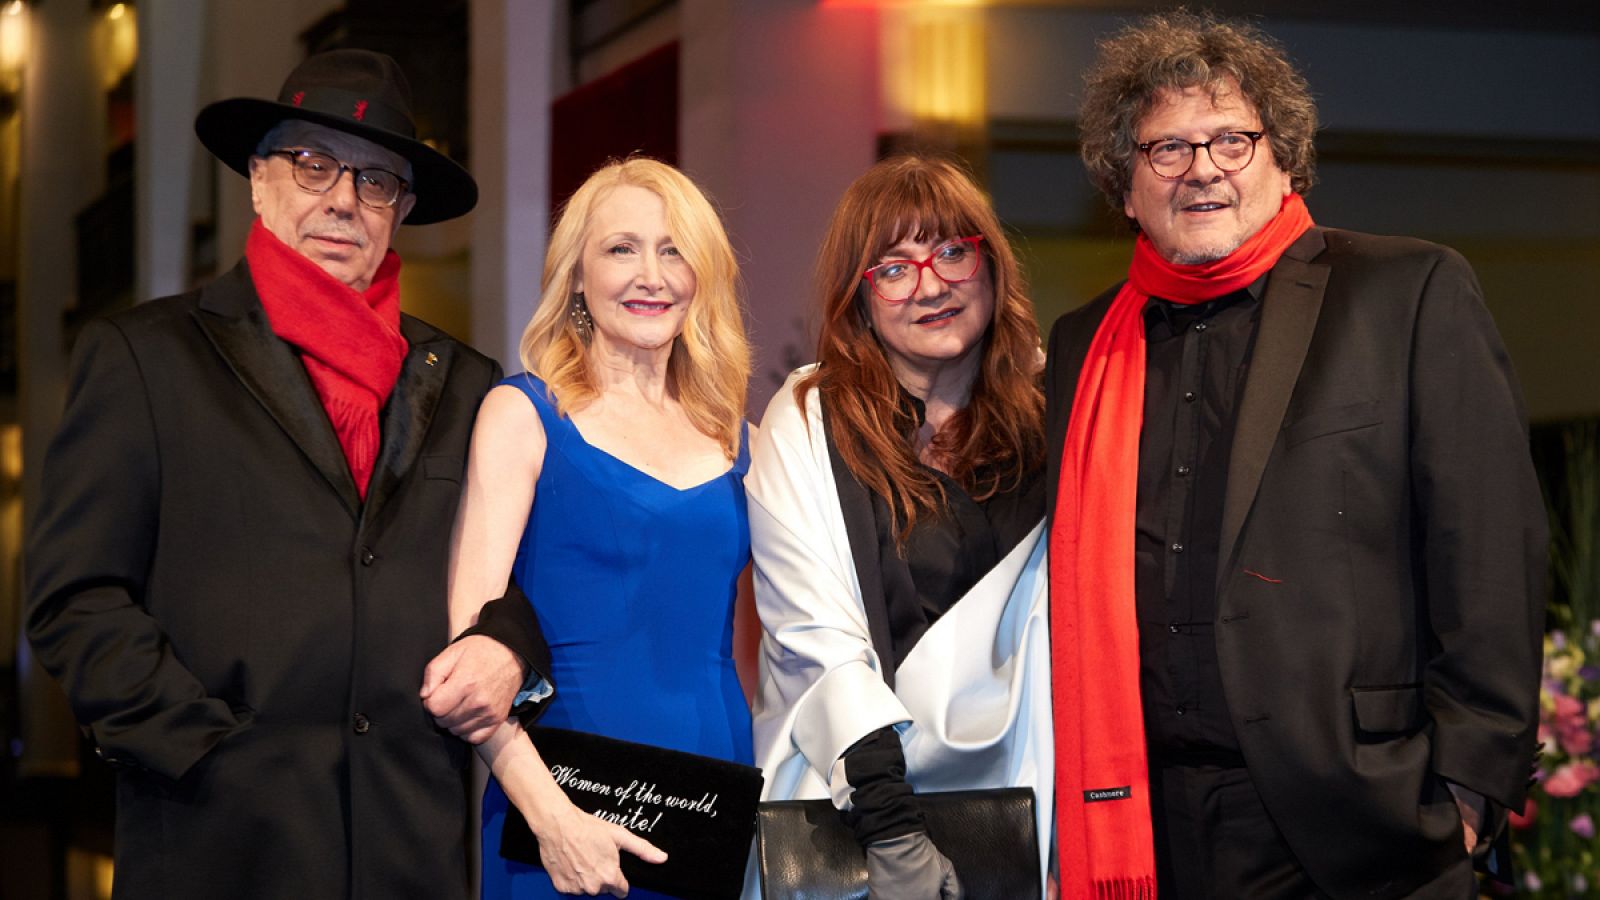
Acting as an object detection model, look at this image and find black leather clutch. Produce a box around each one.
[755,787,1041,900]
[500,726,764,900]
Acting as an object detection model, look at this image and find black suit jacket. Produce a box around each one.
[1045,228,1546,899]
[25,261,541,900]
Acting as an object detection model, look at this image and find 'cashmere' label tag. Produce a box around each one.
[1084,786,1132,802]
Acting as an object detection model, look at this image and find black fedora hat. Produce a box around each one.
[195,49,476,225]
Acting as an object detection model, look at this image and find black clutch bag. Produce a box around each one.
[499,726,765,900]
[755,787,1041,900]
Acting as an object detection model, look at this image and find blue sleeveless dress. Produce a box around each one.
[481,375,755,899]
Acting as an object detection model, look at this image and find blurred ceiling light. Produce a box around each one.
[94,853,115,900]
[0,0,25,81]
[1,424,20,483]
[882,4,985,130]
[825,0,988,7]
[98,1,136,89]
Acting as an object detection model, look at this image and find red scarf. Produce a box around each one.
[245,218,408,499]
[1049,194,1313,899]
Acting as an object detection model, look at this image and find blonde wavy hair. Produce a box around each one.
[519,158,750,460]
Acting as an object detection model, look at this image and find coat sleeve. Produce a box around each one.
[747,374,910,797]
[25,318,246,783]
[458,578,554,715]
[1408,248,1546,810]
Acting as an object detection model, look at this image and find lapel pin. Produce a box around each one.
[424,352,438,367]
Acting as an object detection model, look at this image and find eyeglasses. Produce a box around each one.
[861,235,986,304]
[267,149,410,210]
[1136,131,1265,180]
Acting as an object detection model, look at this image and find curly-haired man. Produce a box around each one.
[1045,12,1545,899]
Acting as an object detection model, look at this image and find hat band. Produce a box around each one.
[279,86,415,139]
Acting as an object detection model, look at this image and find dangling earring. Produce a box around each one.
[570,291,593,343]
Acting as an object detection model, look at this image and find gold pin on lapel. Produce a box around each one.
[424,352,438,367]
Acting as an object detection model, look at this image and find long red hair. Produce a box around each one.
[799,155,1044,541]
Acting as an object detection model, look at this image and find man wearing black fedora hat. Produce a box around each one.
[25,49,550,898]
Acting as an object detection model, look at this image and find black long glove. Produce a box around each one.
[841,727,963,899]
[866,832,963,900]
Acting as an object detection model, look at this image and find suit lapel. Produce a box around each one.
[1043,290,1118,509]
[194,263,362,516]
[362,316,451,530]
[1217,228,1329,583]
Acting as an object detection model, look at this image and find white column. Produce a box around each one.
[16,0,107,778]
[469,0,553,370]
[680,0,880,415]
[135,1,207,300]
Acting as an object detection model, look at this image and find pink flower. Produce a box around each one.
[1561,727,1593,755]
[1571,812,1596,840]
[1544,761,1600,798]
[1546,693,1597,754]
[1553,693,1584,721]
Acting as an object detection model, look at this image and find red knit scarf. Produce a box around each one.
[1049,194,1313,899]
[245,218,408,499]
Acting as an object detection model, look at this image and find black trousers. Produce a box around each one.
[1150,761,1328,899]
[1149,762,1478,900]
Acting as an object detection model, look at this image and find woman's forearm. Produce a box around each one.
[477,719,572,836]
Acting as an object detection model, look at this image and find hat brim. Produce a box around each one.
[195,97,478,226]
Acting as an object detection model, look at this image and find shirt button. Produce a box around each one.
[1171,542,1185,554]
[1168,624,1181,634]
[1183,391,1197,403]
[353,713,371,734]
[1193,322,1208,333]
[360,547,375,566]
[1176,464,1191,476]
[1175,706,1187,716]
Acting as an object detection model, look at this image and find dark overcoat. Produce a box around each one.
[1045,227,1546,899]
[26,260,505,899]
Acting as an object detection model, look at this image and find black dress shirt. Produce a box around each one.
[1136,281,1263,761]
[874,393,1044,670]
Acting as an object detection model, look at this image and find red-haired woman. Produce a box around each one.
[747,156,1053,897]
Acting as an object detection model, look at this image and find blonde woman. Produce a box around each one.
[448,158,753,899]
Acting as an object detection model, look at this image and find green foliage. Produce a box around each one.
[1548,422,1600,633]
